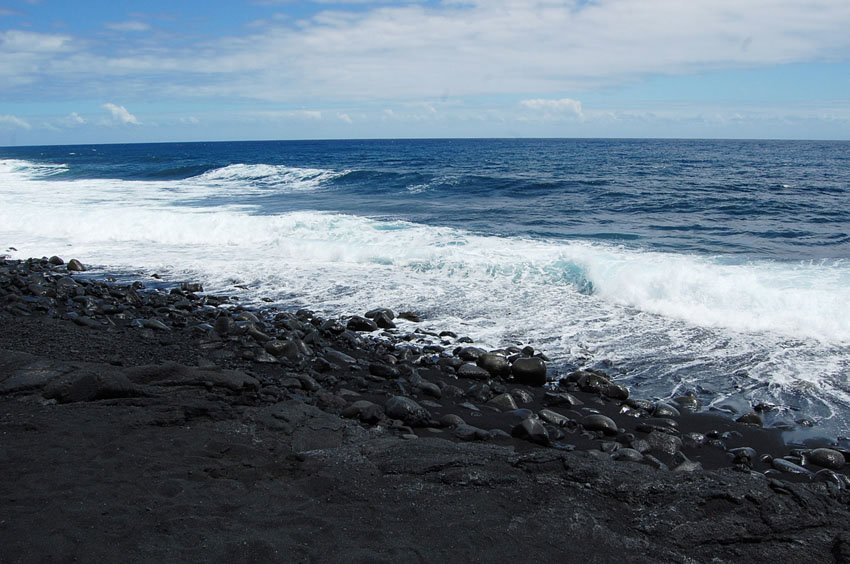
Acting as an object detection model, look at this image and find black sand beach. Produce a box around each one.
[3,255,850,563]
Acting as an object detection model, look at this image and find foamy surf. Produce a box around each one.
[2,156,850,435]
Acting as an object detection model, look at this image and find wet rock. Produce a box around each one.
[214,315,233,336]
[141,319,170,331]
[368,362,400,379]
[572,370,610,393]
[543,391,583,407]
[324,349,357,366]
[814,469,846,489]
[581,414,618,435]
[672,452,702,472]
[487,392,518,411]
[728,446,758,465]
[365,307,395,320]
[603,383,629,401]
[48,256,64,266]
[181,282,204,293]
[67,259,86,272]
[477,353,511,378]
[384,396,432,427]
[808,448,845,470]
[652,402,681,418]
[457,363,491,380]
[736,411,763,427]
[511,357,547,386]
[772,458,814,477]
[439,414,466,428]
[454,424,490,441]
[509,388,535,405]
[347,316,378,332]
[538,409,570,427]
[673,394,700,412]
[373,312,396,329]
[415,380,442,399]
[511,417,550,446]
[612,448,644,463]
[341,400,384,424]
[397,311,421,322]
[646,431,683,455]
[457,346,486,362]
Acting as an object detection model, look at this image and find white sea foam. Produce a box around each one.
[3,158,850,432]
[195,163,348,191]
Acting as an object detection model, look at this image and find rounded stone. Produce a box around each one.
[581,414,618,435]
[736,411,763,427]
[612,448,644,463]
[653,402,681,418]
[347,316,378,332]
[457,363,491,380]
[384,396,432,427]
[511,357,547,386]
[577,372,611,394]
[511,417,550,445]
[477,353,511,377]
[439,413,466,428]
[603,383,630,401]
[67,258,86,272]
[457,346,487,362]
[487,392,518,411]
[808,448,845,470]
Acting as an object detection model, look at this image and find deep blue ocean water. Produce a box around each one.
[1,138,849,438]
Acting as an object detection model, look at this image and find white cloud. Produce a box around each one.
[337,112,353,123]
[2,1,850,113]
[0,30,71,52]
[179,116,200,124]
[60,112,86,127]
[102,103,140,125]
[0,114,31,129]
[106,21,150,32]
[521,98,583,117]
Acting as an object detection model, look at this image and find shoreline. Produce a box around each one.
[3,254,850,561]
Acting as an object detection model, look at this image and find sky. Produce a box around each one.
[2,0,850,145]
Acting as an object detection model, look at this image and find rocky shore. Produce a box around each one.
[3,254,850,563]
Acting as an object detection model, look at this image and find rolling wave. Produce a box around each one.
[2,155,850,434]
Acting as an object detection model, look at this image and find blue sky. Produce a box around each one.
[2,0,850,145]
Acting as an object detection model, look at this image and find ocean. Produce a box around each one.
[1,138,848,439]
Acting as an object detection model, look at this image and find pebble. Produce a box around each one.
[581,414,618,435]
[736,411,763,427]
[511,357,547,386]
[612,448,644,462]
[384,396,432,427]
[457,363,491,380]
[511,417,550,446]
[645,431,683,455]
[342,400,385,424]
[771,458,814,477]
[543,391,583,407]
[509,388,535,405]
[457,346,487,361]
[67,259,86,272]
[652,402,681,418]
[538,409,570,427]
[487,393,518,411]
[808,448,845,470]
[347,316,378,332]
[477,353,511,377]
[439,414,466,428]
